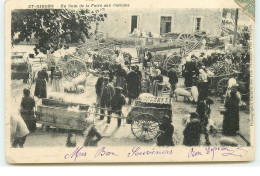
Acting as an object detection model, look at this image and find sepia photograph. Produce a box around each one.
[5,0,255,163]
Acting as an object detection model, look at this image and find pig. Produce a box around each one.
[72,74,86,87]
[64,82,76,92]
[173,88,191,102]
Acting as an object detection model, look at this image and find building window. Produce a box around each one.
[160,16,172,34]
[131,15,139,33]
[195,18,201,32]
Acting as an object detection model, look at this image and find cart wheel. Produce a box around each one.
[150,54,165,69]
[217,78,229,96]
[63,58,88,81]
[131,113,160,141]
[177,33,197,53]
[164,54,182,71]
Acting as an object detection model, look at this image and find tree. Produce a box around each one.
[11,9,107,55]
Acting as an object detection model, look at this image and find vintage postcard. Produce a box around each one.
[5,0,255,163]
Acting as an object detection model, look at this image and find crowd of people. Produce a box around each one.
[93,48,250,147]
[10,46,250,148]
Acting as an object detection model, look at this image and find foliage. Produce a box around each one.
[11,9,107,55]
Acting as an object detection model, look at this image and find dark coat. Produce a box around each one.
[111,94,126,112]
[126,71,141,99]
[168,69,178,85]
[157,123,174,146]
[95,76,103,96]
[183,61,197,87]
[100,83,115,106]
[183,119,201,146]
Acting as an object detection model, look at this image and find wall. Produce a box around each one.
[98,8,223,39]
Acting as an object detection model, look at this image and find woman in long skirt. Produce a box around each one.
[34,66,48,98]
[52,66,63,93]
[222,88,240,136]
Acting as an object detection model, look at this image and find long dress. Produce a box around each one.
[151,75,163,96]
[222,95,240,136]
[52,71,63,92]
[34,70,48,98]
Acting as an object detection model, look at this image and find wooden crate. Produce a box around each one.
[36,105,89,131]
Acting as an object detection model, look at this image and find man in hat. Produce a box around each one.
[183,112,201,146]
[110,87,126,127]
[100,77,115,123]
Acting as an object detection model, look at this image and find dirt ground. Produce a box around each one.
[9,45,251,147]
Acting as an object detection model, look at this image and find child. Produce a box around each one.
[110,87,126,127]
[66,132,76,147]
[183,112,201,146]
[83,125,102,147]
[157,115,174,146]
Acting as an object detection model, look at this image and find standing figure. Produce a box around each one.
[52,66,63,92]
[183,56,197,87]
[197,66,209,101]
[222,88,240,136]
[10,114,29,148]
[196,101,211,145]
[83,126,102,147]
[110,87,126,127]
[66,132,77,148]
[95,75,104,113]
[100,77,115,123]
[34,66,48,98]
[50,66,55,85]
[183,112,201,146]
[135,65,142,93]
[168,68,178,97]
[126,66,141,104]
[20,88,36,132]
[114,64,128,89]
[157,115,175,146]
[143,47,152,70]
[151,69,164,97]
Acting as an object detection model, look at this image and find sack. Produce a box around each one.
[220,137,238,146]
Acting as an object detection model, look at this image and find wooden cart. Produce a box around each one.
[126,96,172,141]
[134,32,207,76]
[11,52,30,83]
[36,98,90,131]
